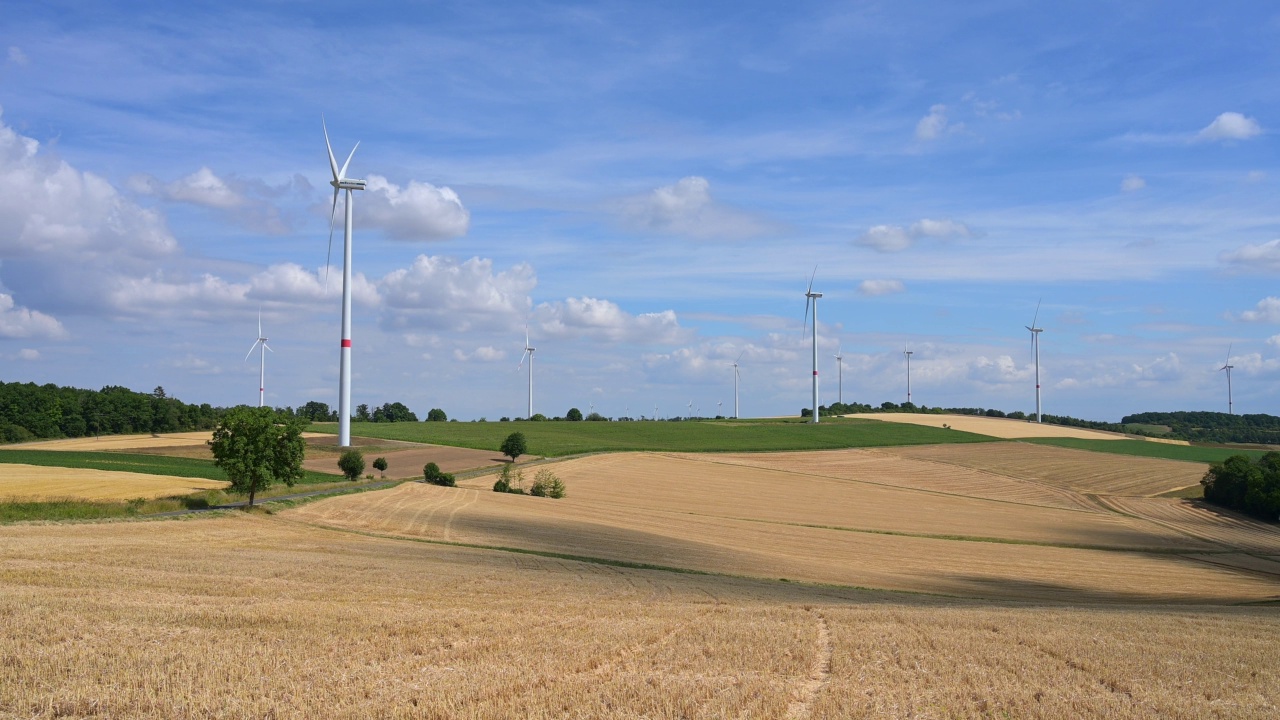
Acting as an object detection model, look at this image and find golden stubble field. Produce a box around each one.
[1,515,1277,719]
[0,464,227,500]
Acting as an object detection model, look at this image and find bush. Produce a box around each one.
[500,431,527,461]
[529,468,566,499]
[423,461,456,487]
[338,450,365,481]
[426,408,447,422]
[492,463,526,494]
[372,456,388,478]
[565,407,583,422]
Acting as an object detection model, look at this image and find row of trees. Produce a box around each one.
[1202,453,1280,522]
[1123,411,1280,445]
[0,382,221,443]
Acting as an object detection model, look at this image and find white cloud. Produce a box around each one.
[16,348,38,360]
[361,175,470,240]
[857,279,905,296]
[1237,297,1280,323]
[1120,175,1146,192]
[915,104,949,141]
[454,345,506,362]
[855,218,970,252]
[7,47,28,66]
[163,167,244,209]
[1198,112,1262,142]
[1220,239,1280,273]
[621,176,776,240]
[968,355,1032,385]
[249,263,380,306]
[0,293,67,339]
[379,255,535,330]
[535,297,689,344]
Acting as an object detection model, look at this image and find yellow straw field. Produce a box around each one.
[854,412,1131,439]
[0,463,227,500]
[1,514,1277,719]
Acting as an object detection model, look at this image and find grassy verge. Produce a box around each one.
[0,449,341,484]
[310,416,995,456]
[1022,437,1268,464]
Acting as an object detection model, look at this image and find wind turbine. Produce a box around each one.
[1220,344,1234,415]
[517,325,535,419]
[1026,300,1044,423]
[324,119,367,447]
[687,400,693,419]
[717,400,722,417]
[803,268,822,424]
[903,347,914,406]
[833,343,844,405]
[245,310,272,407]
[731,351,744,419]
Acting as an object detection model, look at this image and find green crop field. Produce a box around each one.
[0,450,342,484]
[313,416,995,456]
[1023,437,1269,463]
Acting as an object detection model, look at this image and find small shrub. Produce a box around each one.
[338,450,365,481]
[372,457,388,478]
[530,468,566,499]
[423,462,456,487]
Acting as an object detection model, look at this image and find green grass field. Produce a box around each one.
[0,449,342,484]
[314,416,996,456]
[1023,437,1269,463]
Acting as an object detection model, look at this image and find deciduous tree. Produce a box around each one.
[208,407,306,506]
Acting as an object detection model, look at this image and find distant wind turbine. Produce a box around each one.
[1220,344,1235,415]
[517,325,535,419]
[903,347,914,406]
[731,351,744,419]
[245,310,272,407]
[323,119,367,447]
[833,343,844,405]
[687,399,693,419]
[804,268,823,424]
[1026,300,1044,423]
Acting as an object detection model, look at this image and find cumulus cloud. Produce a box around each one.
[621,176,777,240]
[535,297,689,344]
[249,263,380,306]
[855,218,970,252]
[968,355,1032,385]
[379,255,534,331]
[361,175,469,240]
[454,346,506,362]
[16,348,39,360]
[0,293,66,339]
[915,104,949,141]
[1237,297,1280,323]
[857,279,905,296]
[1198,112,1262,142]
[1220,239,1280,273]
[1121,175,1146,192]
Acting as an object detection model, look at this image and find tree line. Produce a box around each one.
[1202,453,1280,522]
[1122,411,1280,445]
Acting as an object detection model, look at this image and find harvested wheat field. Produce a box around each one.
[856,412,1129,440]
[5,431,221,452]
[881,441,1205,496]
[0,463,227,501]
[289,452,1280,604]
[301,439,517,480]
[1,514,1278,719]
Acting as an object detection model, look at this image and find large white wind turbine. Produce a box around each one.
[245,310,272,407]
[1220,344,1234,415]
[731,351,744,419]
[323,120,366,447]
[803,269,823,424]
[833,343,844,405]
[903,347,914,406]
[518,325,536,419]
[1026,300,1043,423]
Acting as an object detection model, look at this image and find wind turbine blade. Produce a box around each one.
[517,349,529,370]
[245,340,260,362]
[325,187,339,284]
[803,297,812,338]
[339,142,360,180]
[1226,343,1233,365]
[1031,298,1041,328]
[257,309,262,339]
[736,350,745,363]
[264,342,273,353]
[807,265,817,295]
[323,118,339,180]
[525,323,530,348]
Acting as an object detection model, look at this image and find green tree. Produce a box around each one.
[208,407,306,507]
[338,449,365,481]
[423,462,456,487]
[355,404,371,422]
[500,431,527,462]
[565,407,583,422]
[373,456,388,478]
[427,408,447,422]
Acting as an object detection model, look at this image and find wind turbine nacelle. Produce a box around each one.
[333,178,367,191]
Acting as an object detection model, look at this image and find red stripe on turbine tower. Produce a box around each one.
[342,339,352,348]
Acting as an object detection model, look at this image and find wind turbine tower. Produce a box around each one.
[1221,345,1234,415]
[518,325,535,419]
[732,351,744,419]
[833,344,844,405]
[324,120,366,447]
[1026,301,1044,423]
[245,310,272,407]
[903,347,913,406]
[804,270,823,424]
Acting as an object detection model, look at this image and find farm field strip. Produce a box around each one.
[878,442,1207,497]
[0,463,227,501]
[852,413,1130,440]
[290,476,1279,603]
[1099,496,1280,555]
[2,505,1279,715]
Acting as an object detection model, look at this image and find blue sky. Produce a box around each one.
[1,1,1278,421]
